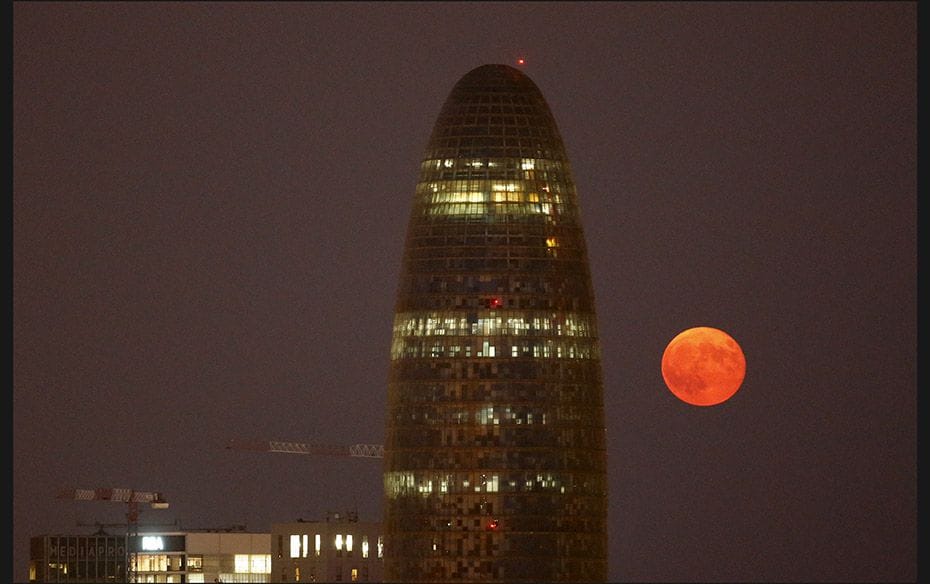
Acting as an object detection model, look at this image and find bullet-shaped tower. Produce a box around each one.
[384,64,607,582]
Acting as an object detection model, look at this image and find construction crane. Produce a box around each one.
[76,519,178,536]
[57,488,169,583]
[226,439,384,458]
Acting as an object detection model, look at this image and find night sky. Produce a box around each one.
[12,3,916,583]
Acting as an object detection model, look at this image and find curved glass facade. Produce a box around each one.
[384,64,607,582]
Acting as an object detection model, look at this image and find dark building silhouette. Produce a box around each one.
[383,64,607,582]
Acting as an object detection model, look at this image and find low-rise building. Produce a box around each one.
[29,529,271,583]
[29,513,384,583]
[271,512,383,582]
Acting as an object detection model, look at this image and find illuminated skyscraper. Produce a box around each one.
[383,64,607,582]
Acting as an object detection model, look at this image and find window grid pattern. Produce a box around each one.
[384,64,607,583]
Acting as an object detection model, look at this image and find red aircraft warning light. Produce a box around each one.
[486,297,503,308]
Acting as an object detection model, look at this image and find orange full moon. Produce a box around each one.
[661,326,746,406]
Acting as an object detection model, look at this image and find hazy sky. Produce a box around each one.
[13,3,916,582]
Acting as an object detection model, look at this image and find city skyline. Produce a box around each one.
[13,3,916,583]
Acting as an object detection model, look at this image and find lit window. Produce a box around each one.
[302,534,308,558]
[346,534,353,552]
[491,181,518,192]
[362,536,369,558]
[352,568,359,581]
[335,534,344,550]
[251,555,271,574]
[315,534,321,557]
[289,535,300,559]
[235,555,249,573]
[377,536,384,558]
